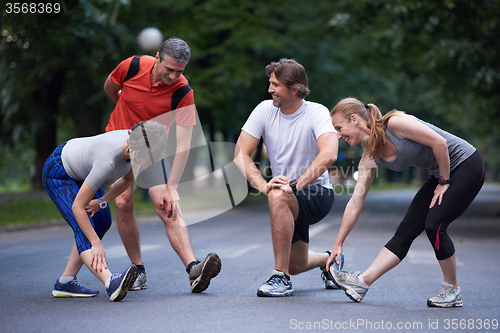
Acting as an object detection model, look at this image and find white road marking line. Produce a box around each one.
[309,222,333,238]
[200,244,261,259]
[105,244,163,259]
[225,244,261,258]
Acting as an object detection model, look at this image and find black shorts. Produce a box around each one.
[292,184,334,244]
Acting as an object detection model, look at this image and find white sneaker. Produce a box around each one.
[329,268,368,302]
[427,282,463,308]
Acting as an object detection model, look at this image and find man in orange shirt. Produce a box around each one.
[104,37,221,293]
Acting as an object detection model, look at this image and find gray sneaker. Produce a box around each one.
[257,270,294,297]
[427,282,463,308]
[130,271,147,291]
[189,253,222,293]
[329,267,368,302]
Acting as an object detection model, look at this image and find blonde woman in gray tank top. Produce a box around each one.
[327,97,484,307]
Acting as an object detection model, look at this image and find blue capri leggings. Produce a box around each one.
[42,142,112,254]
[385,151,485,261]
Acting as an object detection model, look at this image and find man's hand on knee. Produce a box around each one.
[265,175,290,194]
[152,186,182,221]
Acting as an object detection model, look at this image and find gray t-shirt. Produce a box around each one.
[242,99,336,189]
[375,119,476,177]
[61,130,131,190]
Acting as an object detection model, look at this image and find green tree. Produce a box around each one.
[1,0,133,188]
[325,0,500,177]
[1,0,499,192]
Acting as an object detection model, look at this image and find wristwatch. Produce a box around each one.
[99,198,108,209]
[289,179,298,195]
[438,176,450,185]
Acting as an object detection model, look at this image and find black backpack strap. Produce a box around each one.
[171,84,193,111]
[124,55,144,82]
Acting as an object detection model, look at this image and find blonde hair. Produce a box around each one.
[128,121,167,164]
[331,97,403,159]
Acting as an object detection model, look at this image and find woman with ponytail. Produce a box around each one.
[326,97,484,307]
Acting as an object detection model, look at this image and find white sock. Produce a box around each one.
[59,276,75,284]
[358,275,369,289]
[105,276,111,289]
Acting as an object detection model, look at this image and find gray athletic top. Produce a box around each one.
[375,119,476,177]
[61,130,131,190]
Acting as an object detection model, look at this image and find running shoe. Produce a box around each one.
[321,268,337,289]
[321,252,344,289]
[427,282,463,308]
[130,271,147,291]
[107,265,138,302]
[329,269,368,302]
[189,253,222,293]
[257,270,294,297]
[52,277,99,297]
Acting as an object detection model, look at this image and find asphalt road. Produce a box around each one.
[1,185,499,333]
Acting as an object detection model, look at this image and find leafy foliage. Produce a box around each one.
[1,0,499,190]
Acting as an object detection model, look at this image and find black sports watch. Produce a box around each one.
[438,176,450,185]
[99,198,108,209]
[289,179,298,195]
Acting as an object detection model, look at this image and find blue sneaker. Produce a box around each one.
[52,277,99,297]
[106,265,138,302]
[321,252,344,289]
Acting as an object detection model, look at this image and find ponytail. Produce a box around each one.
[331,98,404,160]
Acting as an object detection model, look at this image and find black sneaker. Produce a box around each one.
[321,252,343,289]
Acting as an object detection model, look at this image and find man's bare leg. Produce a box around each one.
[148,186,220,293]
[268,189,298,276]
[257,189,299,297]
[148,186,196,266]
[289,241,329,275]
[112,184,146,291]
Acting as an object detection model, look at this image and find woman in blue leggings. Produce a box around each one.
[327,97,484,307]
[42,121,166,301]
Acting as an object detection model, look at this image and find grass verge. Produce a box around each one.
[0,190,155,228]
[0,181,419,228]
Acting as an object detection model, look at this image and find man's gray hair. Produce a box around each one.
[158,37,191,63]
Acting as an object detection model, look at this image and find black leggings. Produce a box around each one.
[385,151,485,261]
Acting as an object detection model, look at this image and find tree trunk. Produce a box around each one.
[31,69,66,189]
